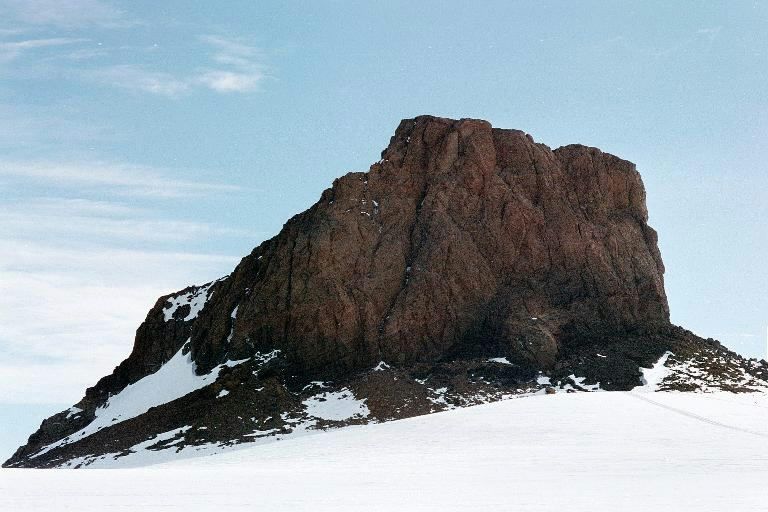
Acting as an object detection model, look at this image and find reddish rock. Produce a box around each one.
[185,115,669,377]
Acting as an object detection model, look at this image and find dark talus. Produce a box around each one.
[6,116,767,468]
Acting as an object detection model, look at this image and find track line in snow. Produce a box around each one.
[627,392,768,439]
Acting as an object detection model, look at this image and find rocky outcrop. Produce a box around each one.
[198,115,669,377]
[6,116,766,468]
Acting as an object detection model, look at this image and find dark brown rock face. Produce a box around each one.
[100,115,670,386]
[195,115,669,376]
[16,115,754,469]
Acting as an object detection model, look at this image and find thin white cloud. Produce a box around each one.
[82,64,190,97]
[0,240,239,403]
[0,159,241,197]
[7,197,139,216]
[80,35,265,96]
[0,164,253,404]
[0,102,115,151]
[0,239,238,278]
[63,46,109,60]
[0,0,126,29]
[197,70,261,92]
[197,35,264,93]
[0,28,27,36]
[0,37,87,62]
[697,26,722,36]
[0,362,120,404]
[0,29,265,97]
[0,188,249,404]
[201,35,260,59]
[0,198,253,243]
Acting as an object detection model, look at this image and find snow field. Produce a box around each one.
[3,391,768,511]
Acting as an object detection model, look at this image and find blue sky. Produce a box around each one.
[1,0,767,457]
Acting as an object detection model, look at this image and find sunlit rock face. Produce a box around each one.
[186,114,670,377]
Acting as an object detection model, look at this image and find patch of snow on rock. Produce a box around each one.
[65,406,82,419]
[373,361,390,371]
[427,387,455,410]
[129,426,192,453]
[302,381,329,391]
[62,426,194,468]
[32,342,227,458]
[566,375,602,392]
[650,350,768,393]
[225,305,239,344]
[221,357,250,368]
[637,351,673,392]
[252,349,280,366]
[163,281,217,322]
[303,389,370,421]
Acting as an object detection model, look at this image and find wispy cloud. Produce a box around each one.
[0,37,86,62]
[79,35,266,96]
[0,198,253,243]
[196,35,264,93]
[197,70,261,93]
[0,0,127,29]
[0,22,266,97]
[0,239,239,278]
[82,64,191,97]
[697,26,722,38]
[62,46,109,60]
[0,240,239,403]
[0,102,115,152]
[0,159,242,197]
[0,190,253,404]
[0,167,246,404]
[0,27,27,36]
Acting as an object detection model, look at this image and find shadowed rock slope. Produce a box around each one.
[7,116,767,468]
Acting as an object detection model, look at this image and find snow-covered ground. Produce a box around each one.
[2,390,767,511]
